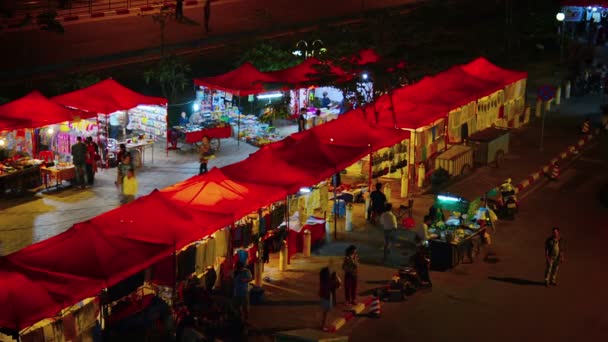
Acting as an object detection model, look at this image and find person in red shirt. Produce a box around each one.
[85,137,98,185]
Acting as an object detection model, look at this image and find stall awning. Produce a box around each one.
[0,91,83,131]
[160,168,288,219]
[51,79,167,115]
[461,57,528,85]
[194,62,279,95]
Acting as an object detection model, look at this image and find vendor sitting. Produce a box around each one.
[321,92,331,108]
[178,111,189,126]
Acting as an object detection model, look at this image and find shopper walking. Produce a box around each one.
[71,136,87,189]
[204,0,211,33]
[199,135,212,174]
[381,203,397,263]
[175,0,184,21]
[121,169,138,204]
[319,267,339,331]
[342,245,359,305]
[298,109,307,132]
[116,154,134,198]
[232,261,252,322]
[367,182,387,224]
[85,137,98,185]
[545,227,564,287]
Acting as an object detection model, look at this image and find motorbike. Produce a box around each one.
[498,179,519,220]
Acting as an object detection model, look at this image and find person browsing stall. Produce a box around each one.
[121,169,138,204]
[321,92,331,108]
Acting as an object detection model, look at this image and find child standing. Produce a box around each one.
[121,169,138,204]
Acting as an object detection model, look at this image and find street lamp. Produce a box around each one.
[294,39,325,58]
[556,12,565,64]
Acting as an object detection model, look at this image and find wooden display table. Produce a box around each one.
[41,166,75,190]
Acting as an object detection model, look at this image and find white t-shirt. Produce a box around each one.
[380,211,397,231]
[415,222,430,241]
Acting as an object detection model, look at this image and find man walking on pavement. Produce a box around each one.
[204,0,211,33]
[545,227,564,287]
[381,203,397,263]
[175,0,184,21]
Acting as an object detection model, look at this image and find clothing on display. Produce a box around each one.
[177,245,197,281]
[21,328,44,342]
[62,314,77,341]
[214,228,229,258]
[150,255,174,286]
[74,300,99,336]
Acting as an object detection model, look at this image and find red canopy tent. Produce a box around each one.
[292,111,409,148]
[161,167,288,219]
[266,57,351,87]
[0,91,82,131]
[194,62,278,96]
[0,261,69,332]
[51,79,167,116]
[88,190,232,248]
[460,57,528,85]
[222,151,322,194]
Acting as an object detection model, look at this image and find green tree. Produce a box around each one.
[51,73,100,95]
[144,55,191,104]
[238,42,300,72]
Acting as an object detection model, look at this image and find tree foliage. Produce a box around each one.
[144,55,191,104]
[51,73,100,96]
[237,42,300,72]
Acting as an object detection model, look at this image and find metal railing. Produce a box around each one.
[7,0,175,19]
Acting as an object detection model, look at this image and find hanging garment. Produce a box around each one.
[177,245,197,281]
[252,217,260,235]
[62,314,77,341]
[204,237,216,269]
[232,225,244,248]
[75,300,99,336]
[195,241,207,275]
[21,327,44,342]
[214,228,228,258]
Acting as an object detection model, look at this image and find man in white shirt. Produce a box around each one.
[381,203,397,262]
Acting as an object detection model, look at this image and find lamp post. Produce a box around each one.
[294,39,325,58]
[556,12,566,64]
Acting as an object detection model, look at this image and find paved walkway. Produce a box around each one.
[0,137,258,255]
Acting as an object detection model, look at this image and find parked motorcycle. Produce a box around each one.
[498,178,519,219]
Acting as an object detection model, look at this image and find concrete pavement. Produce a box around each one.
[0,137,257,255]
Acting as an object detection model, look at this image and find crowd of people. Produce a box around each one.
[70,137,138,204]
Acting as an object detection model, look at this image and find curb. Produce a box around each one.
[513,130,599,194]
[327,296,374,333]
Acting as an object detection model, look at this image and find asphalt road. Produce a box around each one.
[0,0,417,79]
[343,134,608,341]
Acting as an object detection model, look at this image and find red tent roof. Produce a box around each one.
[461,57,528,85]
[266,58,350,87]
[350,49,382,65]
[52,79,167,115]
[194,63,278,95]
[0,91,82,131]
[160,168,287,218]
[222,150,321,194]
[88,190,232,247]
[0,261,64,331]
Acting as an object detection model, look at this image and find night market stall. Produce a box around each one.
[52,79,167,168]
[425,193,493,271]
[0,91,86,195]
[192,63,284,148]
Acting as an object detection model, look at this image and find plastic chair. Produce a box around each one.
[39,150,53,163]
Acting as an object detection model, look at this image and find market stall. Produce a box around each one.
[51,79,167,168]
[426,193,490,271]
[0,91,86,195]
